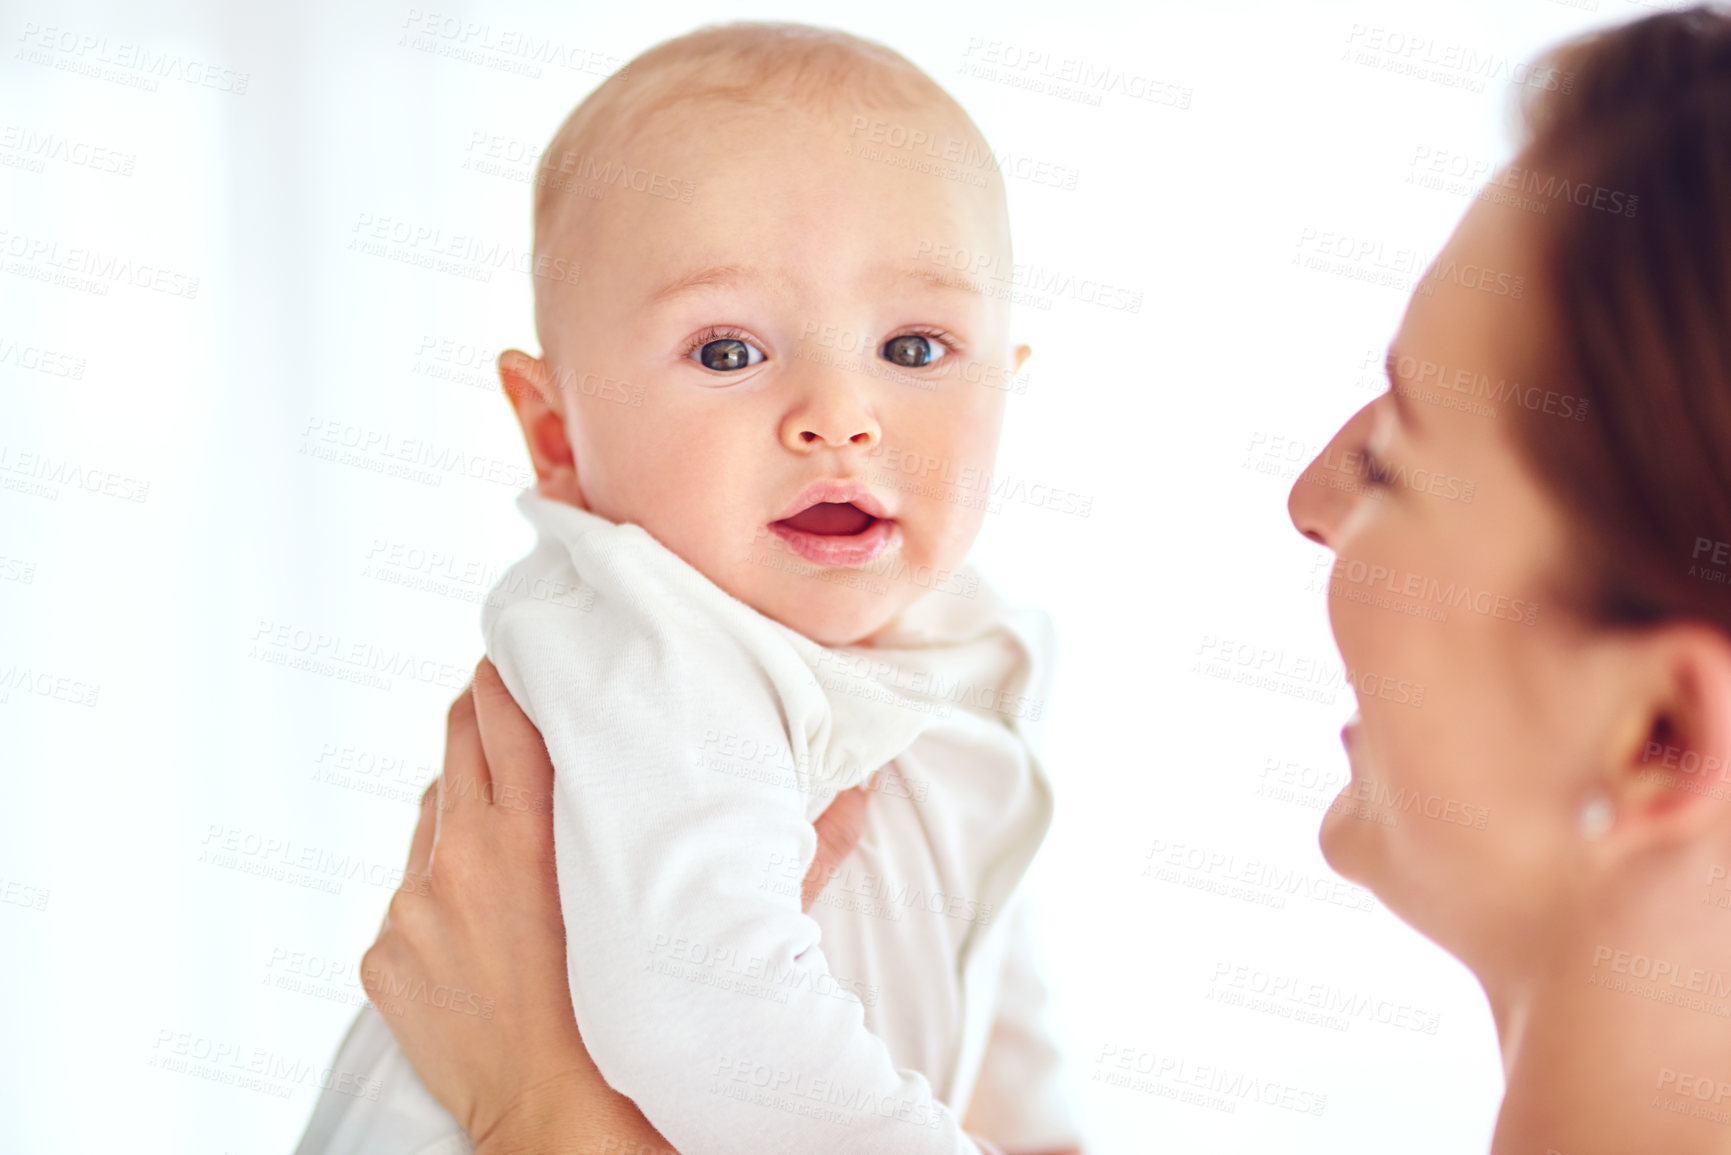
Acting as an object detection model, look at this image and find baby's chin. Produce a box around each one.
[633,511,940,645]
[718,567,918,647]
[762,584,914,647]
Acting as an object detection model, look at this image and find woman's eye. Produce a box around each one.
[1361,447,1394,488]
[1362,409,1397,487]
[881,334,946,368]
[694,338,764,371]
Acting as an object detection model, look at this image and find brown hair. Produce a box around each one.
[1512,6,1731,626]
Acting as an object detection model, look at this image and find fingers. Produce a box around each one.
[471,657,555,814]
[818,784,872,853]
[404,777,439,882]
[803,785,872,911]
[438,676,489,817]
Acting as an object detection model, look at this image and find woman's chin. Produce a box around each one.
[1317,799,1380,888]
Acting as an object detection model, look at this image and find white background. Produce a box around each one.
[0,0,1666,1151]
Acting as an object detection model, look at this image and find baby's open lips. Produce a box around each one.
[766,482,898,567]
[767,501,899,567]
[774,501,877,536]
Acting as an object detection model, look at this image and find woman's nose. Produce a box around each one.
[1288,400,1378,549]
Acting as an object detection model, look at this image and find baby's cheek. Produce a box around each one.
[919,497,987,573]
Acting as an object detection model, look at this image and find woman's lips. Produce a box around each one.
[1340,710,1362,778]
[769,502,898,567]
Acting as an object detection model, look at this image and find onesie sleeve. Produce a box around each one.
[485,531,977,1155]
[961,898,1084,1153]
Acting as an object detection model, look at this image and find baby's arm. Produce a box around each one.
[489,586,975,1155]
[962,899,1084,1155]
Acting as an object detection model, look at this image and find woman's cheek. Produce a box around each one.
[1327,556,1384,680]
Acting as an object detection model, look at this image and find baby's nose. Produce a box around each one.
[780,385,881,452]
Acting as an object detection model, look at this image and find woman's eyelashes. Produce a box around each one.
[682,325,961,375]
[1360,404,1398,488]
[1360,444,1395,488]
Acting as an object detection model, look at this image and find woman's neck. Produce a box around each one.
[1488,861,1731,1154]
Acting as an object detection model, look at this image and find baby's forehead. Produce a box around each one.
[543,93,1007,271]
[531,39,1011,340]
[610,88,981,171]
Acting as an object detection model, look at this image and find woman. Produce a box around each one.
[361,9,1731,1152]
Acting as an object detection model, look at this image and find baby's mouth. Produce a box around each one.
[777,502,876,536]
[769,502,898,567]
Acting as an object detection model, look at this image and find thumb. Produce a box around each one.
[802,785,871,911]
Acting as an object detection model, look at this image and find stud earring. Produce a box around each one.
[1578,792,1615,840]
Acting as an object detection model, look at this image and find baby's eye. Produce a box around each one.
[881,334,947,369]
[693,337,765,372]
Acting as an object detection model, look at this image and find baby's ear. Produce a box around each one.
[1012,344,1032,374]
[498,350,585,508]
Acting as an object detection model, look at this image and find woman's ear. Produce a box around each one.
[1600,623,1731,854]
[498,349,585,508]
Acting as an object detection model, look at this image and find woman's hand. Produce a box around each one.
[361,658,634,1151]
[362,659,873,1152]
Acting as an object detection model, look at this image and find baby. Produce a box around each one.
[297,22,1077,1155]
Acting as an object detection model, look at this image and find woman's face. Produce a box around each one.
[1288,194,1628,971]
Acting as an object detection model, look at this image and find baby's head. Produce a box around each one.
[498,22,1024,646]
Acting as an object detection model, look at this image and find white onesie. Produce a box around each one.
[295,492,1079,1155]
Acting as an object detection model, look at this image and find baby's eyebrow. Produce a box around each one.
[648,263,755,305]
[646,259,987,305]
[852,254,987,298]
[902,265,987,299]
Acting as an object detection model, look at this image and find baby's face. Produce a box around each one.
[533,100,1020,645]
